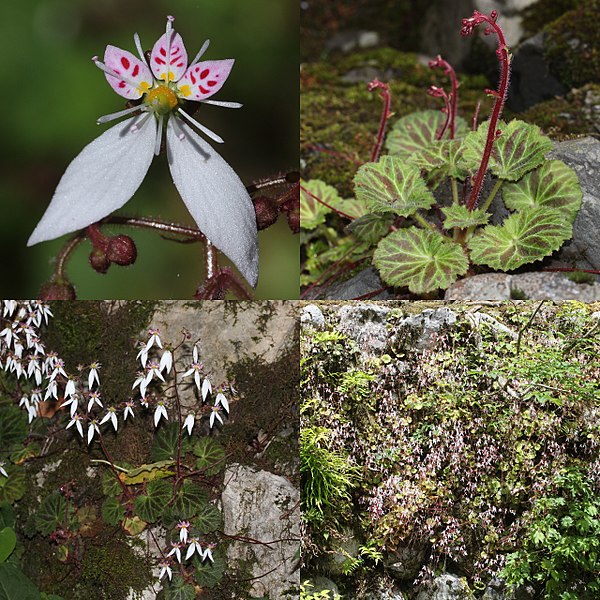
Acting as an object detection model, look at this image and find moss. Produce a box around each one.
[545,0,600,88]
[520,0,582,38]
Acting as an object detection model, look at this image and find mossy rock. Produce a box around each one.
[521,0,581,39]
[545,0,600,88]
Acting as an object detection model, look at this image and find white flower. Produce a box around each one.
[209,405,223,428]
[0,462,8,478]
[132,370,145,390]
[145,328,163,352]
[177,520,190,544]
[215,391,229,413]
[185,537,203,560]
[87,420,101,444]
[124,401,135,420]
[44,380,58,401]
[183,360,203,391]
[61,394,79,418]
[87,391,104,412]
[202,543,215,563]
[183,413,195,436]
[136,342,149,368]
[154,401,168,427]
[159,560,172,581]
[201,377,212,402]
[66,414,84,438]
[167,542,183,563]
[27,16,258,288]
[49,358,67,381]
[159,349,173,375]
[88,361,101,389]
[141,360,165,397]
[26,404,38,424]
[100,407,119,431]
[64,378,77,398]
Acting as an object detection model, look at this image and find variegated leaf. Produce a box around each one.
[373,227,469,294]
[346,213,393,244]
[441,205,490,230]
[300,179,336,230]
[468,207,572,271]
[354,156,435,217]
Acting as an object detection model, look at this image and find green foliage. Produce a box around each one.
[35,492,73,536]
[101,497,125,526]
[192,437,226,476]
[0,528,16,564]
[0,467,25,504]
[162,576,195,600]
[134,480,172,523]
[0,406,27,452]
[502,468,600,598]
[192,552,226,588]
[300,580,342,600]
[151,423,192,462]
[0,562,43,599]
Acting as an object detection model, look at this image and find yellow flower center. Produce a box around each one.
[146,85,178,115]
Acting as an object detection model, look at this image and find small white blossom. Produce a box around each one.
[154,401,168,427]
[26,404,38,424]
[64,378,77,398]
[123,401,135,420]
[183,360,203,391]
[44,379,58,401]
[136,342,149,368]
[100,407,119,431]
[0,462,8,478]
[183,413,195,436]
[88,361,101,389]
[209,405,223,428]
[215,391,229,413]
[87,420,100,444]
[66,414,84,438]
[61,394,79,418]
[177,520,190,544]
[158,560,172,581]
[159,349,173,375]
[49,358,67,381]
[167,542,183,563]
[87,391,104,412]
[201,377,212,402]
[185,537,203,560]
[145,328,163,352]
[203,543,216,563]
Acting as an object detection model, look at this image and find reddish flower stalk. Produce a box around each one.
[460,10,511,211]
[428,55,459,139]
[300,184,356,220]
[367,79,392,162]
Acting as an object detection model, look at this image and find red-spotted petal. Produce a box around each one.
[176,59,234,101]
[151,32,188,83]
[104,45,153,99]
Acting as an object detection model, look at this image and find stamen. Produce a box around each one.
[165,16,175,82]
[188,40,210,68]
[177,108,224,144]
[129,112,153,134]
[92,57,141,90]
[154,114,164,155]
[201,100,242,109]
[133,32,148,66]
[96,105,148,125]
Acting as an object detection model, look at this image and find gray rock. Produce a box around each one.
[398,307,458,351]
[309,576,340,597]
[325,30,380,55]
[415,573,472,600]
[337,303,391,355]
[301,304,326,330]
[385,544,426,581]
[550,137,600,272]
[482,578,507,600]
[304,267,392,300]
[508,32,566,112]
[222,464,300,599]
[445,272,600,300]
[326,527,362,576]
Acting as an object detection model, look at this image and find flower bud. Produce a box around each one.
[253,195,279,230]
[89,249,111,274]
[107,235,137,266]
[39,279,77,300]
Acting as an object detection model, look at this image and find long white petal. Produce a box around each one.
[166,118,258,287]
[28,115,156,246]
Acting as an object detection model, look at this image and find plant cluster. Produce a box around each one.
[301,10,585,298]
[301,302,600,597]
[0,300,242,598]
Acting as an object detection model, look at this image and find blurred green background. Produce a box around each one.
[0,0,299,299]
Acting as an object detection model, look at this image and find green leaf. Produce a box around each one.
[0,468,25,504]
[169,481,210,521]
[193,438,226,476]
[503,160,582,219]
[441,205,490,230]
[300,180,335,229]
[385,110,469,158]
[122,516,146,536]
[326,196,369,220]
[354,157,435,217]
[468,207,572,271]
[193,552,226,588]
[346,213,393,245]
[409,139,471,180]
[163,576,195,600]
[35,492,72,536]
[151,423,192,462]
[101,471,121,497]
[0,407,27,453]
[118,460,175,485]
[0,528,16,564]
[134,480,172,523]
[192,503,222,534]
[101,497,125,526]
[0,563,41,599]
[0,505,15,530]
[460,120,553,181]
[373,227,469,293]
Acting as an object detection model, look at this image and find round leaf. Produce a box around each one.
[385,110,468,158]
[409,139,471,180]
[354,157,435,217]
[0,407,27,453]
[373,227,469,294]
[192,503,222,534]
[346,213,393,245]
[170,481,210,521]
[459,120,553,181]
[101,497,125,526]
[441,205,490,230]
[300,179,335,229]
[134,479,172,523]
[503,160,582,219]
[193,552,226,588]
[151,423,192,462]
[193,438,226,476]
[0,528,16,564]
[164,575,196,600]
[35,492,71,536]
[122,516,147,536]
[0,467,25,505]
[468,207,572,271]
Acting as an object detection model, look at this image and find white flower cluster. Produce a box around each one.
[133,328,230,433]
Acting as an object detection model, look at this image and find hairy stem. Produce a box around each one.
[367,79,392,163]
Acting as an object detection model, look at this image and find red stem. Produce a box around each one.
[428,56,460,139]
[461,11,510,211]
[299,184,355,220]
[367,79,392,162]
